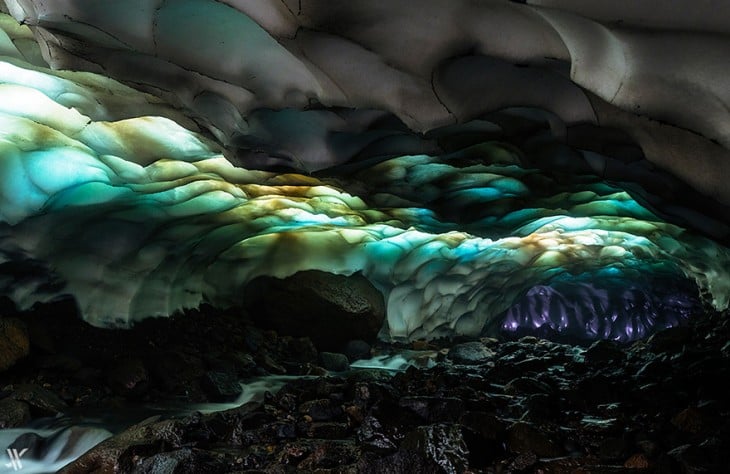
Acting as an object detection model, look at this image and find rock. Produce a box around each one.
[447,341,494,365]
[299,399,342,422]
[584,340,625,365]
[357,416,398,453]
[648,326,692,353]
[107,358,148,397]
[135,448,223,474]
[9,384,67,417]
[460,412,507,442]
[230,352,257,371]
[246,271,385,350]
[307,422,349,439]
[636,439,659,457]
[504,377,553,395]
[319,352,350,372]
[666,444,707,473]
[510,452,538,471]
[599,436,628,461]
[343,340,371,362]
[0,317,29,371]
[257,353,286,374]
[0,398,30,428]
[35,354,83,372]
[359,450,441,474]
[303,441,363,470]
[286,337,318,363]
[524,393,557,420]
[147,351,205,398]
[671,407,707,434]
[59,416,184,473]
[201,371,242,402]
[624,453,650,468]
[401,424,469,474]
[506,422,562,457]
[399,396,464,422]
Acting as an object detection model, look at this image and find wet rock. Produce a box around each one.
[447,341,494,365]
[524,393,558,420]
[574,374,623,405]
[201,370,242,402]
[634,357,671,379]
[665,444,707,473]
[624,453,650,468]
[343,339,372,362]
[506,422,562,457]
[0,317,29,371]
[135,448,223,474]
[286,337,318,363]
[509,452,538,471]
[8,384,66,417]
[648,326,692,353]
[296,440,361,470]
[0,398,30,428]
[399,396,464,422]
[59,416,185,474]
[299,399,342,422]
[584,340,625,365]
[231,351,256,371]
[246,271,385,350]
[504,376,553,395]
[359,450,441,474]
[307,422,349,439]
[320,352,350,372]
[272,421,297,439]
[671,407,708,434]
[599,436,629,461]
[357,416,398,453]
[35,354,83,372]
[107,358,148,398]
[401,424,469,474]
[513,355,556,372]
[257,353,287,374]
[147,351,205,398]
[460,412,507,442]
[580,416,621,434]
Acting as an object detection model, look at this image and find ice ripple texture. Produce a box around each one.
[0,29,729,342]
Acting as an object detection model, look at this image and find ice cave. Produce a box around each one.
[0,1,729,472]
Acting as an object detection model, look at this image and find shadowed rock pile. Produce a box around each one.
[3,300,726,473]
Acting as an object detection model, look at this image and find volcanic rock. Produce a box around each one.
[246,271,386,350]
[0,317,29,371]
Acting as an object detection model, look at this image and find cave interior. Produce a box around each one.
[0,1,729,473]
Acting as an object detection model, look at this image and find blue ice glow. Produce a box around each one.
[0,47,729,340]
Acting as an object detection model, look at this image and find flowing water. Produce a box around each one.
[0,358,427,473]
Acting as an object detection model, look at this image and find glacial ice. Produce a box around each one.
[0,8,729,342]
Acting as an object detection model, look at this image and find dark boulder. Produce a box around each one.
[319,352,350,372]
[245,271,385,350]
[107,358,148,398]
[0,317,29,371]
[447,341,494,365]
[0,398,30,428]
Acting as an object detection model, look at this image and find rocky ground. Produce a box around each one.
[1,287,730,472]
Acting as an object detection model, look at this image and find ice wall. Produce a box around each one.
[1,8,729,342]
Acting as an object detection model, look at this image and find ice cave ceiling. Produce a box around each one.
[0,0,729,343]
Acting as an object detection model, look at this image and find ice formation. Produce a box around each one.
[1,3,730,342]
